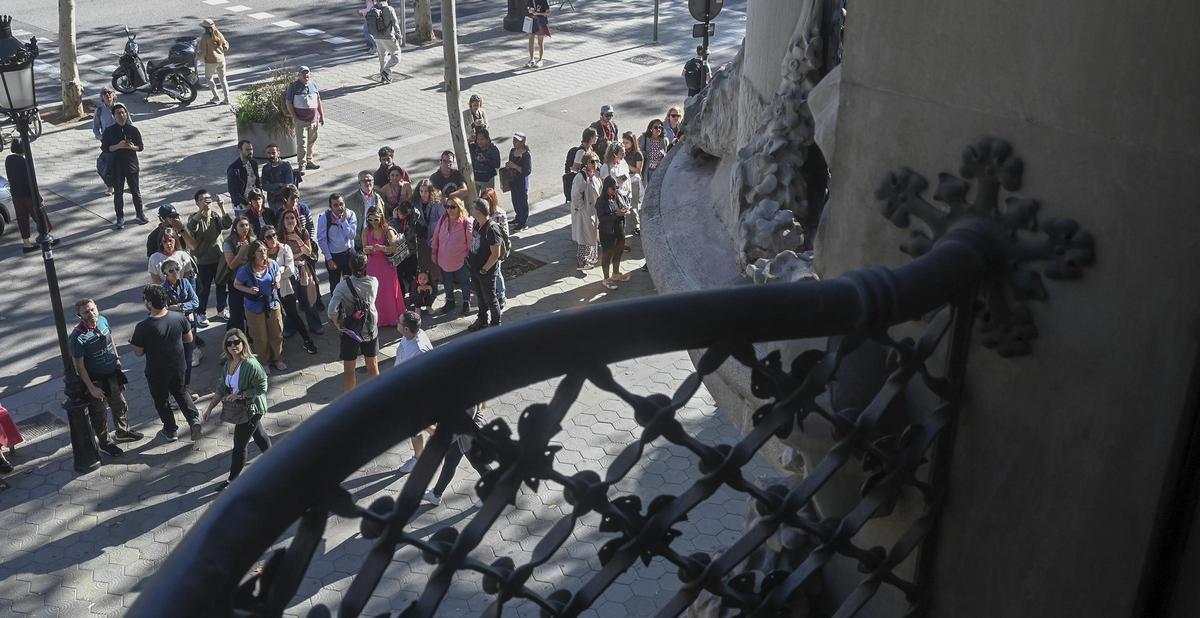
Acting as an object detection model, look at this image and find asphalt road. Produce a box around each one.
[0,0,510,107]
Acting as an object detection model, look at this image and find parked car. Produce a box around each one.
[0,176,16,238]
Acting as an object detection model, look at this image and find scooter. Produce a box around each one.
[110,26,199,105]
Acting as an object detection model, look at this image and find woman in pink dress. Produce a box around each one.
[361,206,405,327]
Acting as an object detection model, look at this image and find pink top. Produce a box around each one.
[430,215,471,272]
[358,0,373,16]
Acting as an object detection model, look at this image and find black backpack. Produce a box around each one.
[562,146,583,200]
[684,58,704,90]
[340,278,373,337]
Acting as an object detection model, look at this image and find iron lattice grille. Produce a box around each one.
[215,304,967,618]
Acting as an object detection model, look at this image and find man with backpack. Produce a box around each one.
[328,253,380,391]
[562,127,597,202]
[683,45,712,97]
[366,0,403,83]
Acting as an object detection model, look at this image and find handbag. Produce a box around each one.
[499,167,513,193]
[219,397,253,425]
[386,232,415,266]
[522,16,534,33]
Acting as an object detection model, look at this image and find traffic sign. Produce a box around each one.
[692,22,716,38]
[688,0,724,22]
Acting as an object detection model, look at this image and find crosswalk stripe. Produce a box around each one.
[297,28,324,37]
[272,20,302,28]
[226,5,252,12]
[248,12,274,20]
[202,0,228,4]
[324,36,353,45]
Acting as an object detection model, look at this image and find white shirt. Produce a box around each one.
[225,362,242,394]
[395,330,433,363]
[600,160,631,199]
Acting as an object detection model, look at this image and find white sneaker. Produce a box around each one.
[472,498,484,509]
[533,59,543,68]
[191,347,204,367]
[601,279,618,290]
[398,457,417,474]
[525,59,534,68]
[422,490,440,505]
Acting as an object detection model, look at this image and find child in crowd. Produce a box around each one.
[413,270,435,328]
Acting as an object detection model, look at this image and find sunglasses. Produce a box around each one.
[225,340,243,348]
[603,113,614,118]
[669,114,680,118]
[444,204,456,210]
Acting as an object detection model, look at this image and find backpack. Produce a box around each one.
[495,218,512,260]
[562,146,583,201]
[684,58,704,90]
[340,278,373,337]
[367,6,393,37]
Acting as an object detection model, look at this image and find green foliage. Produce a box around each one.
[234,69,293,133]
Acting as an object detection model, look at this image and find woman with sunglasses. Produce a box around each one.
[148,228,197,285]
[263,225,318,355]
[221,215,256,333]
[412,181,443,296]
[202,328,272,492]
[363,206,406,327]
[234,240,287,371]
[664,106,685,143]
[639,119,672,184]
[430,196,473,316]
[279,209,325,335]
[161,256,205,380]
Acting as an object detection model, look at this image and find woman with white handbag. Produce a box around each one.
[524,0,551,68]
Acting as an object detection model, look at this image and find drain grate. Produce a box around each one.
[625,53,667,67]
[502,252,547,281]
[15,411,67,442]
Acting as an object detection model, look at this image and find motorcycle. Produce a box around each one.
[110,26,199,105]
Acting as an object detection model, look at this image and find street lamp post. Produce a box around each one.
[0,15,100,473]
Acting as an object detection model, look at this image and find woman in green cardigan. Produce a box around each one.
[202,328,272,491]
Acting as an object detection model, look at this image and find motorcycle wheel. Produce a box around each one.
[111,73,137,94]
[170,74,197,105]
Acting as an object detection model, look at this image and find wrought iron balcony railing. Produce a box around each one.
[129,139,1092,617]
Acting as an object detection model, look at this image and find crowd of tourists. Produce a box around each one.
[1,0,698,497]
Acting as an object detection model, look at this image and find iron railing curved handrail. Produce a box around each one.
[128,222,1000,617]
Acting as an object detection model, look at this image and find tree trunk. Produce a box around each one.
[58,0,85,119]
[441,0,476,201]
[413,0,437,44]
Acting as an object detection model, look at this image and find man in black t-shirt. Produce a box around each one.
[99,103,147,229]
[130,285,201,442]
[429,150,469,200]
[466,197,503,331]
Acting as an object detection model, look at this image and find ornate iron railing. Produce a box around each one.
[130,139,1092,617]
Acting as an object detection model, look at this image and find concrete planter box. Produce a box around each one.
[236,121,296,160]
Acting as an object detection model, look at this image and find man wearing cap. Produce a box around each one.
[285,67,325,171]
[92,87,131,197]
[588,105,620,164]
[146,204,196,258]
[100,103,147,229]
[505,131,532,230]
[227,139,261,209]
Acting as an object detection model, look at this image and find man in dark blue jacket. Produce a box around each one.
[226,140,261,209]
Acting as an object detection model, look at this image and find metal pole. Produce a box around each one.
[702,18,710,55]
[653,0,660,43]
[16,110,99,473]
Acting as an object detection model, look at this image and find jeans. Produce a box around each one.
[362,20,377,50]
[441,264,471,304]
[294,279,324,331]
[112,164,143,221]
[470,267,501,325]
[196,262,227,314]
[511,176,530,227]
[148,371,198,433]
[229,417,271,480]
[495,263,506,303]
